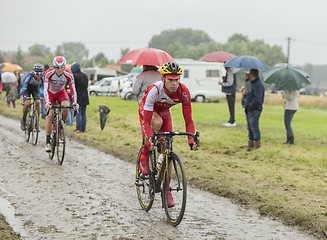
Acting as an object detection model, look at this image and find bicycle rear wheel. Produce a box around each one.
[31,113,39,145]
[56,120,66,165]
[135,146,154,211]
[25,114,32,142]
[162,152,187,226]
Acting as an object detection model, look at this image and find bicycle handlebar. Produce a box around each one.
[151,131,200,150]
[23,96,43,100]
[46,105,77,117]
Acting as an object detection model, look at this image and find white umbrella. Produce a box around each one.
[1,72,17,83]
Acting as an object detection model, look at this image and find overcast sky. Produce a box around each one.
[1,0,327,66]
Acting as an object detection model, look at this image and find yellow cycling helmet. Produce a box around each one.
[160,62,183,79]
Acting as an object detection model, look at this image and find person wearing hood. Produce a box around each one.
[71,62,89,133]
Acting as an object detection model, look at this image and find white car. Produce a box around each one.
[118,73,139,100]
[89,77,119,96]
[89,75,134,96]
[119,80,135,100]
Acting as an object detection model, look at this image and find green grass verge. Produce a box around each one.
[0,94,327,239]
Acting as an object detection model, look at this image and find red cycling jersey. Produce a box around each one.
[43,68,77,105]
[139,81,195,141]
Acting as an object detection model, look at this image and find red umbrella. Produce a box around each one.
[199,51,237,63]
[119,47,175,66]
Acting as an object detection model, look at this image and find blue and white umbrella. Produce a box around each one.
[224,55,269,71]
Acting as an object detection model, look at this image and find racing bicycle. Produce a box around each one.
[47,105,75,165]
[135,131,200,226]
[24,97,41,145]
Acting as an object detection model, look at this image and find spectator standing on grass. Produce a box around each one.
[2,72,18,108]
[219,66,237,127]
[282,90,299,145]
[0,72,2,97]
[244,69,264,151]
[14,70,22,98]
[40,64,49,119]
[71,62,89,133]
[65,82,75,126]
[133,65,162,104]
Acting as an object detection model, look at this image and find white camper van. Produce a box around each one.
[175,59,226,102]
[83,68,117,84]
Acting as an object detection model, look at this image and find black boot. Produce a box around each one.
[282,135,294,145]
[288,135,294,145]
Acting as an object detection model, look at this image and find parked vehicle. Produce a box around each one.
[83,68,117,84]
[89,77,119,96]
[176,59,226,102]
[118,72,140,100]
[89,74,136,96]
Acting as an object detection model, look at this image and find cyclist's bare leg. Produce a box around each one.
[35,99,41,119]
[61,100,70,123]
[144,112,163,149]
[45,109,54,136]
[22,99,31,119]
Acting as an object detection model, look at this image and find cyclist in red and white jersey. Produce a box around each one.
[44,56,79,152]
[139,61,199,207]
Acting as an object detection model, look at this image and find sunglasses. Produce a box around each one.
[34,72,43,75]
[54,66,65,70]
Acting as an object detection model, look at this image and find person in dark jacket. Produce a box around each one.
[244,69,264,151]
[220,66,237,127]
[71,62,89,133]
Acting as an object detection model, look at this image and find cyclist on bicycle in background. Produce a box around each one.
[20,63,44,131]
[44,56,79,152]
[138,61,199,207]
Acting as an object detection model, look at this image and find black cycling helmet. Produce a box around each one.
[160,62,183,79]
[33,63,44,73]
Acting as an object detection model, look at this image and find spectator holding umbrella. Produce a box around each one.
[219,66,237,127]
[282,90,299,144]
[244,69,264,151]
[133,65,162,104]
[1,72,18,108]
[263,63,310,145]
[224,55,269,151]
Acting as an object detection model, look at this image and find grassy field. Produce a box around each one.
[0,93,327,239]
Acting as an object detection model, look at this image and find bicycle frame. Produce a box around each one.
[24,97,39,118]
[151,131,200,193]
[24,97,41,145]
[47,105,75,165]
[136,130,200,226]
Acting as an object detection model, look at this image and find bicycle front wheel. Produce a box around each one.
[162,152,187,226]
[49,132,56,160]
[56,120,66,165]
[135,146,154,211]
[25,114,32,142]
[31,113,39,145]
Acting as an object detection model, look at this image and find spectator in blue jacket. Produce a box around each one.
[220,66,237,127]
[244,69,264,151]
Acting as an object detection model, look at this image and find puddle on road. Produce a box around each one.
[0,192,27,238]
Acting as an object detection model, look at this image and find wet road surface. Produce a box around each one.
[0,115,314,240]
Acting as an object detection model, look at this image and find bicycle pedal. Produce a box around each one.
[134,181,144,187]
[139,174,146,180]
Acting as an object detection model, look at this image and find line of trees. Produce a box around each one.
[149,29,286,67]
[0,29,287,72]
